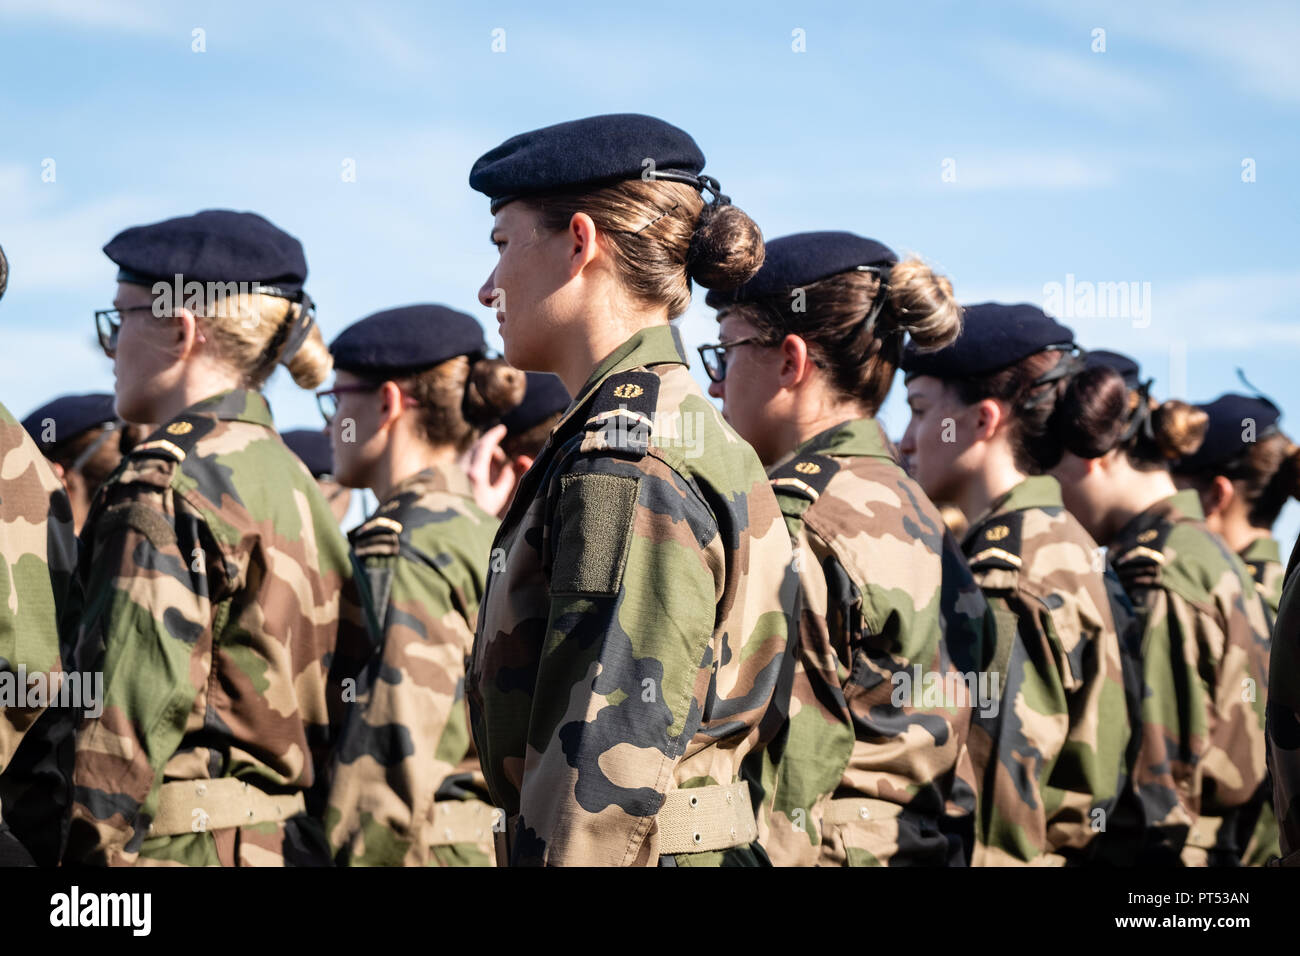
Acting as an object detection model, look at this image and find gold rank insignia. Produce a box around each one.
[613,383,644,399]
[1137,529,1159,543]
[794,461,821,475]
[166,421,194,435]
[986,525,1009,541]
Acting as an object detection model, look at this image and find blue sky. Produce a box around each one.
[1,0,1297,541]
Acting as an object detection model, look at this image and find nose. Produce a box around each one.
[478,270,499,309]
[898,423,916,457]
[708,379,724,401]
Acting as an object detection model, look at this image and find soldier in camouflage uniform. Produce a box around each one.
[900,306,1135,866]
[703,231,991,866]
[64,211,367,866]
[21,394,151,536]
[0,245,81,866]
[1049,351,1272,866]
[466,114,797,866]
[320,305,524,866]
[1173,390,1298,865]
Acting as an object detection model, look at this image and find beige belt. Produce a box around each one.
[422,800,502,847]
[149,778,306,837]
[493,784,758,865]
[822,796,904,826]
[1184,814,1224,851]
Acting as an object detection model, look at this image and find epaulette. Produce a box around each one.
[130,414,218,464]
[1112,524,1170,570]
[768,453,841,505]
[582,370,660,457]
[348,513,404,558]
[966,511,1025,572]
[1111,523,1170,591]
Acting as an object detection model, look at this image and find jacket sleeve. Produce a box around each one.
[64,484,218,866]
[511,453,723,866]
[326,550,476,865]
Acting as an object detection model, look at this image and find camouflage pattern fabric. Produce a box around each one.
[326,463,498,866]
[1110,490,1272,866]
[744,417,993,867]
[1238,537,1281,865]
[960,476,1131,865]
[64,390,366,866]
[0,403,78,865]
[468,323,797,866]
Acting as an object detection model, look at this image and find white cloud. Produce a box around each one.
[0,0,170,34]
[1032,0,1300,106]
[975,39,1166,115]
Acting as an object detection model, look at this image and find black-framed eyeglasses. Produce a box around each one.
[696,336,766,383]
[93,306,156,357]
[316,381,418,424]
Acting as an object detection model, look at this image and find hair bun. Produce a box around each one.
[685,203,765,290]
[463,357,527,429]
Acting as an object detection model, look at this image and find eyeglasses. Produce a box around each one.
[697,336,766,383]
[93,306,156,357]
[316,381,418,424]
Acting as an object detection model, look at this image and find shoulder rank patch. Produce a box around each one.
[582,370,660,457]
[132,414,218,463]
[348,515,404,558]
[967,512,1025,571]
[768,453,840,504]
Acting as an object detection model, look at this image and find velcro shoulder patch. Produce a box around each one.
[582,370,660,457]
[551,471,639,596]
[99,500,177,550]
[768,453,841,505]
[966,512,1025,572]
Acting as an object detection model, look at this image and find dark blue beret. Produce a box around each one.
[1083,349,1142,390]
[1174,393,1282,474]
[501,372,570,435]
[281,429,334,479]
[21,393,117,451]
[705,231,897,310]
[104,209,308,295]
[469,113,709,210]
[901,302,1074,380]
[330,304,487,377]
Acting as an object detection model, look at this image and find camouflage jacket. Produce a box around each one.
[65,390,366,866]
[1110,490,1271,866]
[746,417,992,867]
[0,402,78,865]
[961,476,1131,865]
[1241,538,1282,617]
[468,323,797,866]
[326,463,498,866]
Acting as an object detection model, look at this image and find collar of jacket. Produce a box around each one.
[381,461,474,505]
[962,474,1062,550]
[772,417,896,471]
[553,323,688,433]
[1240,535,1281,567]
[1111,488,1205,548]
[177,388,276,429]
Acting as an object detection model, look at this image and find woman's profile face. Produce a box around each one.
[111,281,184,424]
[478,201,572,373]
[706,312,786,465]
[328,370,387,490]
[899,375,976,505]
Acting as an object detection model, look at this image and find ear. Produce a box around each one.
[512,454,533,479]
[972,398,1005,443]
[1207,474,1235,516]
[776,334,814,389]
[377,381,405,432]
[173,308,203,358]
[566,212,601,279]
[49,460,66,481]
